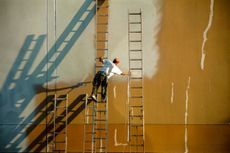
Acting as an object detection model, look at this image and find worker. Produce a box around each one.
[90,57,129,102]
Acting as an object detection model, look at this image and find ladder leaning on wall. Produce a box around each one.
[128,9,145,153]
[83,0,109,152]
[46,94,68,153]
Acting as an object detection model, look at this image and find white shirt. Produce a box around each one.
[99,59,122,79]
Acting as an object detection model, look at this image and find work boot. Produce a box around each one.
[91,94,97,102]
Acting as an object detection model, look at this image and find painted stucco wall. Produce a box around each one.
[0,0,229,152]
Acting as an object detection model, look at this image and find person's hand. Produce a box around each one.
[121,71,130,76]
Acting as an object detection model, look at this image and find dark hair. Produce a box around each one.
[113,58,119,64]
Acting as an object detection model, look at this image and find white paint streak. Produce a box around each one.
[184,76,191,153]
[185,127,188,153]
[86,109,89,124]
[113,86,117,98]
[131,107,134,116]
[201,0,214,70]
[100,138,103,152]
[185,77,190,124]
[114,129,128,146]
[127,125,130,142]
[170,82,174,104]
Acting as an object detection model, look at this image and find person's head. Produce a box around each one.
[113,57,120,65]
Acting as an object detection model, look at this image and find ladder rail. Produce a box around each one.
[128,9,145,153]
[46,94,68,153]
[94,0,109,152]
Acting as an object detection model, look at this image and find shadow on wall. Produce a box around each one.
[0,0,96,152]
[23,94,91,152]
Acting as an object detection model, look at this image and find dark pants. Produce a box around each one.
[91,71,108,99]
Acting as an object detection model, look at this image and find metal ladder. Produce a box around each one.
[95,0,109,66]
[94,0,109,152]
[128,10,145,153]
[46,94,68,153]
[83,94,95,153]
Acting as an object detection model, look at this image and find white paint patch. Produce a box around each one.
[109,0,162,78]
[170,82,174,104]
[100,138,103,152]
[86,108,89,124]
[113,86,117,98]
[185,77,190,124]
[131,107,134,116]
[114,129,128,146]
[127,125,130,142]
[184,126,188,153]
[200,0,215,70]
[184,76,191,153]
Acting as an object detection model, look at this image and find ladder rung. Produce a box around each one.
[130,49,142,52]
[130,96,143,98]
[97,48,108,51]
[95,128,106,131]
[95,119,107,121]
[130,40,141,42]
[98,14,108,16]
[131,134,144,137]
[97,40,108,42]
[130,59,142,61]
[130,124,143,127]
[94,137,106,139]
[130,77,142,79]
[130,115,143,117]
[97,31,108,33]
[130,31,141,33]
[97,22,108,25]
[129,22,141,24]
[130,105,143,108]
[131,86,143,89]
[130,144,144,146]
[129,13,141,15]
[130,68,142,70]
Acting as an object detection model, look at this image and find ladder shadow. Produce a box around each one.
[0,34,46,151]
[0,0,96,152]
[23,94,93,152]
[2,81,90,152]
